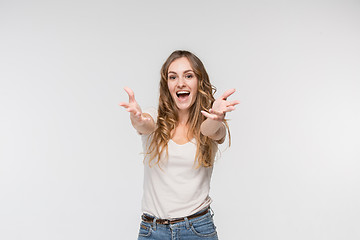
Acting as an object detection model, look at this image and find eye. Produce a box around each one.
[185,74,193,79]
[168,75,176,80]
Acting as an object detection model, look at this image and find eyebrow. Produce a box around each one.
[168,70,194,75]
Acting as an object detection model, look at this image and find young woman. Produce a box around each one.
[119,50,239,240]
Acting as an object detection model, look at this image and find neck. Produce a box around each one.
[177,109,189,126]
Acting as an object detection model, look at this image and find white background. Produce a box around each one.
[1,0,359,239]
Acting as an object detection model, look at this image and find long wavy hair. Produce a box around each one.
[145,50,230,168]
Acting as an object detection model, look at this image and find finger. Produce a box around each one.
[119,102,129,108]
[209,108,224,116]
[127,107,140,116]
[133,112,143,122]
[124,87,136,103]
[226,100,240,107]
[201,110,216,120]
[133,111,143,120]
[208,110,224,120]
[223,106,236,113]
[221,88,236,100]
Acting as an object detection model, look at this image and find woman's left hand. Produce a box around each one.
[201,88,240,121]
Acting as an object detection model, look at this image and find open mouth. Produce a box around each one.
[176,91,190,100]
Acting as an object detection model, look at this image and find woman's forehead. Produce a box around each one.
[168,57,194,73]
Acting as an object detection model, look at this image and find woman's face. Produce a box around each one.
[167,57,198,113]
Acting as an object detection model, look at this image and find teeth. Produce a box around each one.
[177,91,190,94]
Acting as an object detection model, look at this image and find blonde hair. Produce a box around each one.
[146,50,230,167]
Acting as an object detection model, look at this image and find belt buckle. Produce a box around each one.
[161,219,170,225]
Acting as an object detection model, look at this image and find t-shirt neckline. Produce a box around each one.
[169,138,195,146]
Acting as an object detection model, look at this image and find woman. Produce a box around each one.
[119,50,239,239]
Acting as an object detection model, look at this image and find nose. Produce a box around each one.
[177,76,186,88]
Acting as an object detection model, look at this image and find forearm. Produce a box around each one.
[131,113,156,135]
[200,118,226,141]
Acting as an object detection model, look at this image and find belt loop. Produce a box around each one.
[209,207,215,217]
[152,217,157,231]
[184,217,190,230]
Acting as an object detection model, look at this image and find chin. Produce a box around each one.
[172,95,195,112]
[176,102,194,112]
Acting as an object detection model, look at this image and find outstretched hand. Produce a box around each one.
[119,87,151,123]
[201,88,240,121]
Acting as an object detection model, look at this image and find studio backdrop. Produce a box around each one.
[0,0,359,239]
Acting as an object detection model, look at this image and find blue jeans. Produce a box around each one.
[137,208,219,240]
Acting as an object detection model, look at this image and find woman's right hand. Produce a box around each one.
[119,87,151,125]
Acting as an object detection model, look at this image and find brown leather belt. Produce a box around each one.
[141,208,209,225]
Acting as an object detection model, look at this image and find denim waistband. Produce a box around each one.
[142,207,214,229]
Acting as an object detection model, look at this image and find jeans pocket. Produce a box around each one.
[190,217,218,237]
[138,221,152,237]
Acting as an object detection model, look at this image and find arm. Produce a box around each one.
[119,87,156,135]
[130,112,156,135]
[200,88,240,143]
[200,118,226,143]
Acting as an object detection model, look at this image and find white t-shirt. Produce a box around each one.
[140,108,214,219]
